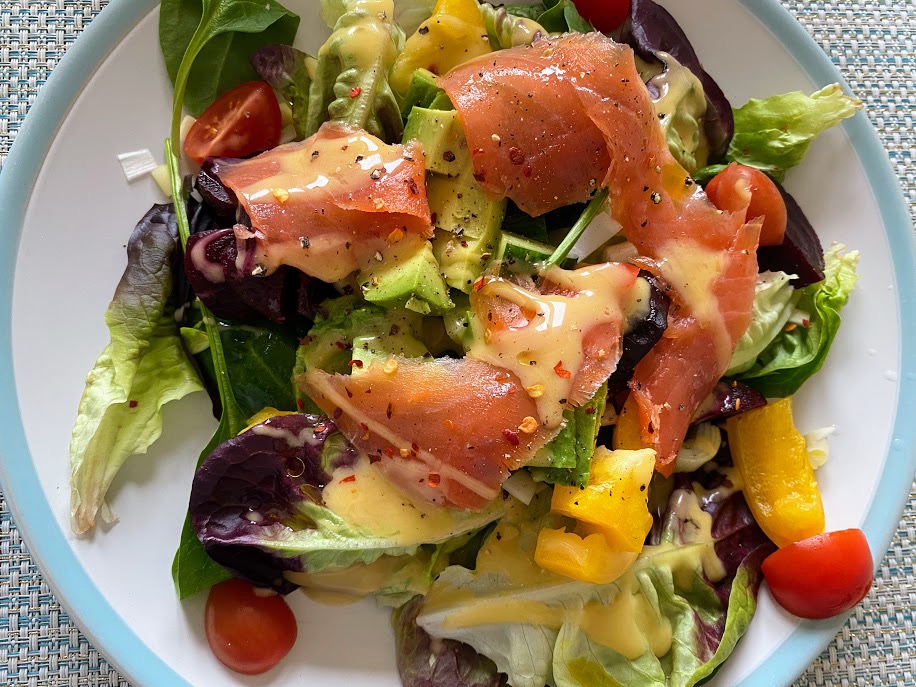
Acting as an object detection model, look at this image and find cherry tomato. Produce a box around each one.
[762,529,874,620]
[573,0,631,33]
[705,163,788,246]
[205,578,298,675]
[184,81,282,165]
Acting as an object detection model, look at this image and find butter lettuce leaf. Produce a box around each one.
[738,244,860,397]
[307,0,405,141]
[70,205,204,534]
[727,84,862,182]
[727,271,800,376]
[416,471,772,687]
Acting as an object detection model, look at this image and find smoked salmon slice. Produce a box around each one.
[300,358,556,510]
[442,33,760,473]
[215,122,432,283]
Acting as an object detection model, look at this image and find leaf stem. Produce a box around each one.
[541,188,610,271]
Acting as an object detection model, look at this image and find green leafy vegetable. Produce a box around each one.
[479,4,549,49]
[305,0,405,141]
[738,244,860,396]
[726,84,862,182]
[726,271,800,376]
[646,54,709,173]
[251,44,316,140]
[542,188,609,270]
[159,0,300,119]
[69,206,204,535]
[417,474,772,687]
[537,0,592,34]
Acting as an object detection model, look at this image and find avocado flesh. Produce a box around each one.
[359,238,454,316]
[400,69,442,118]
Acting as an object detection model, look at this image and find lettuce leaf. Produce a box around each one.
[727,84,862,182]
[251,44,315,140]
[416,470,772,687]
[306,0,405,141]
[738,244,860,397]
[70,205,204,534]
[727,271,800,376]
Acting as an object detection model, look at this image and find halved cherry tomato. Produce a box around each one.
[184,81,282,165]
[705,163,788,246]
[205,578,297,675]
[762,529,874,620]
[573,0,631,33]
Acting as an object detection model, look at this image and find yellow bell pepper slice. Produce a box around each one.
[726,397,825,548]
[390,0,491,94]
[535,526,638,585]
[550,447,656,552]
[613,394,650,451]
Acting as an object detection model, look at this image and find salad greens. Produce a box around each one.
[69,205,203,534]
[160,0,300,119]
[68,0,870,679]
[737,244,860,397]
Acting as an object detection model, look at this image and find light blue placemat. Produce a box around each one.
[0,1,914,685]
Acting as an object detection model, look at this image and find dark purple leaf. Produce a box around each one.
[620,0,734,161]
[757,182,826,287]
[394,596,507,687]
[190,414,356,592]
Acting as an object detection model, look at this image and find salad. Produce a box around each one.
[68,0,874,682]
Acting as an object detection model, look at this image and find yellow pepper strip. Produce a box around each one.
[612,394,650,451]
[726,397,825,548]
[241,407,297,434]
[551,447,656,552]
[390,0,492,94]
[535,526,638,585]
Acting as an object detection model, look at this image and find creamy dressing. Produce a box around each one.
[468,264,636,429]
[649,52,709,169]
[322,455,482,545]
[287,556,422,606]
[322,0,397,70]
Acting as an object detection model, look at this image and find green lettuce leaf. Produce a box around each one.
[306,0,405,141]
[738,244,860,397]
[70,206,203,534]
[726,271,800,376]
[727,84,862,182]
[416,473,772,687]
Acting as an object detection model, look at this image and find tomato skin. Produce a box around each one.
[762,529,874,620]
[705,163,788,246]
[184,81,282,165]
[205,578,297,675]
[573,0,631,32]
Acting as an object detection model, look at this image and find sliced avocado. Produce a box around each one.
[428,174,506,240]
[400,69,443,118]
[404,107,468,176]
[495,232,557,276]
[429,91,455,111]
[442,292,474,351]
[351,329,428,369]
[359,238,454,316]
[433,221,502,293]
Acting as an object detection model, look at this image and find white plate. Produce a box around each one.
[1,1,914,686]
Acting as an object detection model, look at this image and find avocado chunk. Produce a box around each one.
[433,219,502,293]
[359,238,454,316]
[404,107,467,176]
[400,69,444,118]
[351,328,428,369]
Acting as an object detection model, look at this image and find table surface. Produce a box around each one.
[1,1,914,685]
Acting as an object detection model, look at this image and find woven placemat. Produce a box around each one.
[0,1,914,685]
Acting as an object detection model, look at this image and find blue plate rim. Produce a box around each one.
[0,1,913,686]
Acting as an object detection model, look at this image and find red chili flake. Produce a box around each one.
[802,318,811,327]
[384,447,395,458]
[406,178,419,195]
[339,475,357,484]
[348,359,364,368]
[345,387,353,398]
[508,147,526,165]
[333,408,343,419]
[314,424,327,434]
[502,429,520,447]
[412,442,420,453]
[430,212,439,225]
[369,455,381,464]
[585,407,596,415]
[427,473,441,488]
[349,86,362,98]
[296,398,305,410]
[334,340,347,350]
[128,400,138,408]
[553,361,572,379]
[473,276,487,292]
[386,402,393,419]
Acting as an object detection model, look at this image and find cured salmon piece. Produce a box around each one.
[442,33,760,473]
[215,122,432,283]
[468,263,640,430]
[300,358,556,510]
